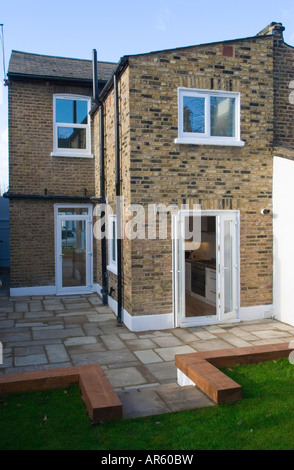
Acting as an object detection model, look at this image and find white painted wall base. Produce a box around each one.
[239,304,274,321]
[94,283,174,332]
[177,369,195,387]
[273,156,294,327]
[10,285,57,297]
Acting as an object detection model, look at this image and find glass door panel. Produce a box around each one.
[220,214,238,320]
[223,219,234,313]
[55,205,93,295]
[62,220,86,288]
[173,214,185,327]
[185,215,217,318]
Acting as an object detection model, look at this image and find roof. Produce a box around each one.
[8,50,116,83]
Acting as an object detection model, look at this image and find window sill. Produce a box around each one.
[107,265,118,276]
[174,138,245,147]
[51,152,94,158]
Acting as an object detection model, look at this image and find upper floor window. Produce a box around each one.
[175,87,244,146]
[51,94,93,158]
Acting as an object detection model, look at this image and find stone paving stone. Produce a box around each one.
[117,388,169,418]
[156,383,215,412]
[14,302,29,312]
[101,334,126,350]
[71,348,137,366]
[204,325,228,334]
[82,324,104,336]
[32,326,84,341]
[0,306,14,313]
[14,353,48,367]
[134,349,163,364]
[1,329,32,343]
[151,335,185,348]
[154,345,195,361]
[220,327,259,342]
[193,331,217,340]
[64,336,97,346]
[172,328,200,343]
[106,366,147,389]
[253,329,289,339]
[118,332,139,340]
[24,311,55,319]
[56,310,90,317]
[14,344,45,356]
[45,344,69,363]
[29,302,44,311]
[214,334,252,348]
[65,343,107,357]
[0,320,14,328]
[191,338,233,351]
[138,331,174,339]
[125,338,158,350]
[87,313,115,322]
[95,305,115,314]
[145,361,178,383]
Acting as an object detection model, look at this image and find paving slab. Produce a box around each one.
[117,388,170,418]
[1,293,294,419]
[134,349,163,364]
[106,366,148,389]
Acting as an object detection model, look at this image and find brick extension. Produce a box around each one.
[175,342,294,404]
[0,364,123,423]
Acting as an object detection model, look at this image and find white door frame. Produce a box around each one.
[54,204,93,295]
[172,209,240,327]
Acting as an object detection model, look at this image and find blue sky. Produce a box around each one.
[1,0,294,191]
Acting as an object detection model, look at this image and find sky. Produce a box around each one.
[1,0,294,192]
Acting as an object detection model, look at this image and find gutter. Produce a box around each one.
[92,49,108,305]
[114,71,123,326]
[3,192,102,203]
[90,55,128,324]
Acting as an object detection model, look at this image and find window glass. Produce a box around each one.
[56,99,88,124]
[183,96,205,133]
[210,96,235,137]
[112,220,116,262]
[57,127,86,149]
[58,207,88,215]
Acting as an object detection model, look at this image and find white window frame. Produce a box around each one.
[175,87,244,147]
[51,94,93,158]
[107,214,117,275]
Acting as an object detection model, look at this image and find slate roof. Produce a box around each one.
[8,50,116,83]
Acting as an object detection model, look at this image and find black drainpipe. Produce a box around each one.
[99,104,108,305]
[93,49,108,305]
[114,72,123,326]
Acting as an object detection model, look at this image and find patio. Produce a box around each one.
[1,292,294,418]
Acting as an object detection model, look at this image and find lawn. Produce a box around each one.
[0,358,293,450]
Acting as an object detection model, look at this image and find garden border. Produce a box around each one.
[175,342,294,404]
[0,364,123,422]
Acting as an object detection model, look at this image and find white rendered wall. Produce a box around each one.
[273,156,294,327]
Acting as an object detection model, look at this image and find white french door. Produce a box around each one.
[173,210,239,327]
[55,204,93,295]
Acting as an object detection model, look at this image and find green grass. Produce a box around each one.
[1,358,294,450]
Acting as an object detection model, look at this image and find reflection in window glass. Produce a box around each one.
[210,97,235,137]
[56,99,88,124]
[183,96,205,133]
[58,207,88,215]
[112,220,116,262]
[58,127,86,149]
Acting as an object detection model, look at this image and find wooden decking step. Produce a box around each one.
[175,342,294,404]
[0,364,123,423]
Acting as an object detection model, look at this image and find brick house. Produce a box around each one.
[5,22,294,331]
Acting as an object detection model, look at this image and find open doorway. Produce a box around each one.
[173,210,239,327]
[185,216,216,317]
